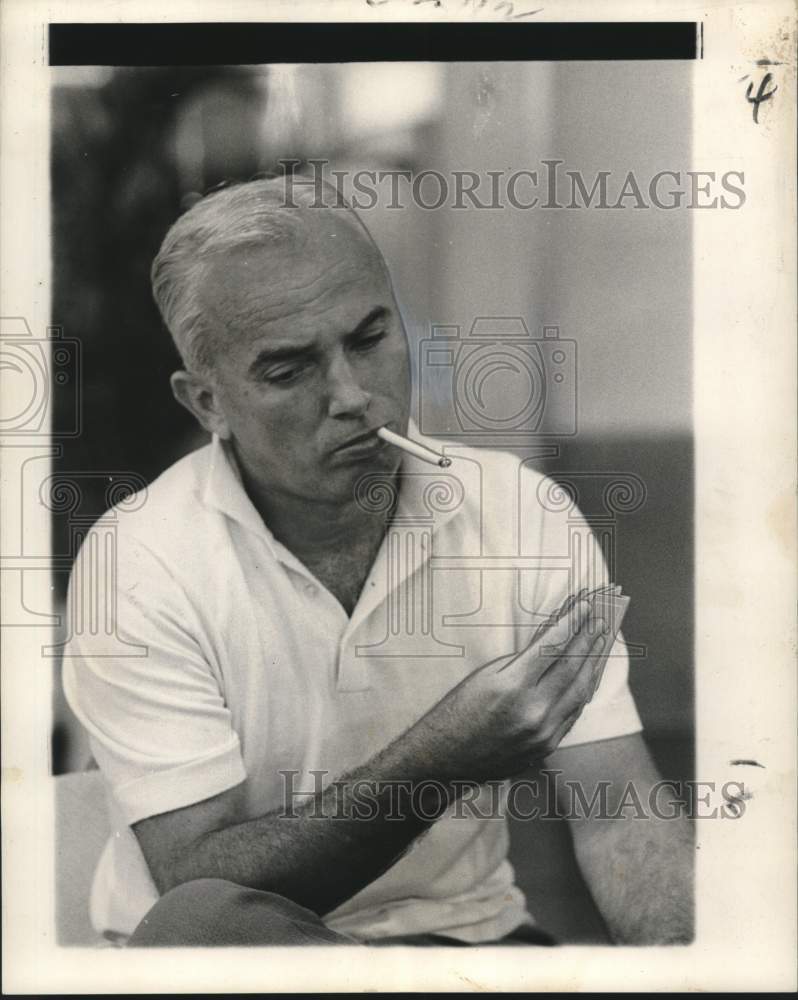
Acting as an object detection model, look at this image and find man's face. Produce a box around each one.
[197,215,412,505]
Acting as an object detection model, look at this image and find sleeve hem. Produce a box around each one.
[556,699,644,750]
[113,738,247,825]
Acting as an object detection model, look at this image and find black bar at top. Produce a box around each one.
[49,22,698,66]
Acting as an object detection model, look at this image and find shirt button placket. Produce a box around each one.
[336,618,370,693]
[336,649,370,692]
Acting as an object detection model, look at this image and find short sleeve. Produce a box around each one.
[62,529,246,825]
[522,472,644,749]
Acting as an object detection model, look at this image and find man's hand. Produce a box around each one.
[413,597,610,784]
[133,593,610,914]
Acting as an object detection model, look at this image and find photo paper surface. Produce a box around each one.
[1,0,795,992]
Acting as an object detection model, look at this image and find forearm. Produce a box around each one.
[572,813,694,944]
[144,606,604,913]
[163,720,458,915]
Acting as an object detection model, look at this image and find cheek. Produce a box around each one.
[218,374,313,425]
[236,395,317,440]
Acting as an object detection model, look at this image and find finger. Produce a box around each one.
[589,629,618,697]
[525,627,609,763]
[556,588,590,621]
[537,618,608,702]
[538,601,604,662]
[549,626,610,715]
[528,613,559,648]
[500,599,590,677]
[514,599,592,679]
[528,588,589,646]
[587,633,612,701]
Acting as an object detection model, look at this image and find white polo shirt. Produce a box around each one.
[62,424,643,942]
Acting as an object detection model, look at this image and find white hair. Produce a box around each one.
[151,176,380,376]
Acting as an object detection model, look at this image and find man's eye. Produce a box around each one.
[263,364,307,385]
[353,330,387,352]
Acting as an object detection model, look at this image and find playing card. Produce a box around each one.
[586,590,631,684]
[537,583,629,680]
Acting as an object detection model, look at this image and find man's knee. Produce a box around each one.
[154,876,243,911]
[128,878,350,947]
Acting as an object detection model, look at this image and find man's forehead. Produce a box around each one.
[205,211,383,287]
[197,212,391,345]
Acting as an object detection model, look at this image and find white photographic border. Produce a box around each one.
[1,0,795,992]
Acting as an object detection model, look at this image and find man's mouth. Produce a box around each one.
[332,426,385,454]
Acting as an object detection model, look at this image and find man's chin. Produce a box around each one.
[322,447,400,503]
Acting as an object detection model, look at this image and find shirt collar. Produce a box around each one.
[201,433,282,554]
[201,419,464,554]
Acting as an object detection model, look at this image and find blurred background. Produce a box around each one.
[50,61,693,941]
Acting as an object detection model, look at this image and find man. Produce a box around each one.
[63,176,693,947]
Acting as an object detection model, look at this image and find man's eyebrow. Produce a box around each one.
[346,306,391,341]
[247,307,391,375]
[248,341,317,375]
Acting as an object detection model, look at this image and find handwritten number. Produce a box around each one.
[746,73,777,124]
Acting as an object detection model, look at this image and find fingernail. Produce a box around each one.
[595,617,608,635]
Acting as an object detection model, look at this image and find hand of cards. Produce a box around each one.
[537,583,630,684]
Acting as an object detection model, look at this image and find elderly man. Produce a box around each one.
[63,177,693,947]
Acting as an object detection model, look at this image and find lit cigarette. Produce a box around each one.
[376,426,452,468]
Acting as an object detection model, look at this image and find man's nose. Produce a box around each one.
[326,356,372,419]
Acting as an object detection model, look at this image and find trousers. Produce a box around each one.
[127,878,556,948]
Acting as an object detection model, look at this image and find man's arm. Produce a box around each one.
[134,718,457,915]
[546,732,694,944]
[134,599,609,915]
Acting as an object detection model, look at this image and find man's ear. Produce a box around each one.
[170,370,232,440]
